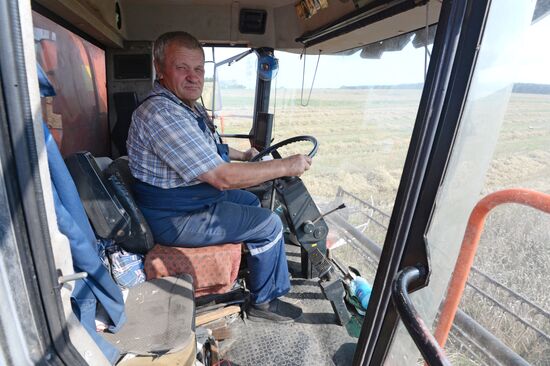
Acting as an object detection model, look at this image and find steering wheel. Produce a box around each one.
[249,135,318,162]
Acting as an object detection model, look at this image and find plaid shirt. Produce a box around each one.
[127,81,225,188]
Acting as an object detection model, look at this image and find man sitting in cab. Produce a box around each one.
[127,31,312,323]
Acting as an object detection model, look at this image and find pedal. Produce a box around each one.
[319,278,351,326]
[309,247,333,279]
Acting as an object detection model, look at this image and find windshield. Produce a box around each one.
[270,32,434,283]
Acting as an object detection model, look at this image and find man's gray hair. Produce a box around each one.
[153,31,204,69]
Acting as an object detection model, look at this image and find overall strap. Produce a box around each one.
[139,94,214,133]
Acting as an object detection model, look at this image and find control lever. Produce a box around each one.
[302,203,347,279]
[305,204,352,326]
[302,203,346,235]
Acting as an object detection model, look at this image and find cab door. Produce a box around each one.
[355,0,548,365]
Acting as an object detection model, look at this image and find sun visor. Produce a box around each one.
[533,0,550,23]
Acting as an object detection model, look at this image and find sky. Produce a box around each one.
[514,14,550,84]
[211,12,550,89]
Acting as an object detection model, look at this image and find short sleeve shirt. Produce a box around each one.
[127,81,225,188]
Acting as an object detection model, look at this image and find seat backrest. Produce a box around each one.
[65,152,131,242]
[112,92,139,156]
[65,152,153,254]
[104,157,155,254]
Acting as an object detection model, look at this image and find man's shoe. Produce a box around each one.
[247,298,303,323]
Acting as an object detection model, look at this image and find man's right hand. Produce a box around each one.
[199,153,313,190]
[283,154,312,177]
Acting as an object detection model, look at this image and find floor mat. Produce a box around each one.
[219,245,358,366]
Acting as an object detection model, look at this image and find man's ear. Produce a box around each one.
[154,60,163,79]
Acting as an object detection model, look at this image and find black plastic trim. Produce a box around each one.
[251,47,273,144]
[202,42,249,48]
[353,0,491,364]
[220,133,252,139]
[399,0,491,290]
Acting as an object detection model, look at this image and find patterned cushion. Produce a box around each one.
[144,243,242,297]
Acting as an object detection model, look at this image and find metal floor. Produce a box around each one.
[219,245,358,366]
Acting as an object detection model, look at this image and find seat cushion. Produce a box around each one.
[144,244,242,297]
[103,274,195,355]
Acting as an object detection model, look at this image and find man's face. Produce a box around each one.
[157,42,205,107]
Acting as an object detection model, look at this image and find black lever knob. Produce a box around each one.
[303,220,315,234]
[301,203,345,237]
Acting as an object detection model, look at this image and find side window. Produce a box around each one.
[33,11,109,157]
[271,29,434,283]
[203,47,258,151]
[436,9,550,365]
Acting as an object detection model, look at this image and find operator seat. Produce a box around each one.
[104,156,242,297]
[110,92,242,296]
[112,92,139,156]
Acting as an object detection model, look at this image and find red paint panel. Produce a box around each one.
[33,11,110,157]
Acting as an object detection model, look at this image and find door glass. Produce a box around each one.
[385,1,547,364]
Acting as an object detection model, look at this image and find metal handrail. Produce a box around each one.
[433,188,550,347]
[392,266,452,366]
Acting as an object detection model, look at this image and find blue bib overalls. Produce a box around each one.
[133,96,291,305]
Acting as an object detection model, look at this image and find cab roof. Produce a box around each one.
[35,0,441,53]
